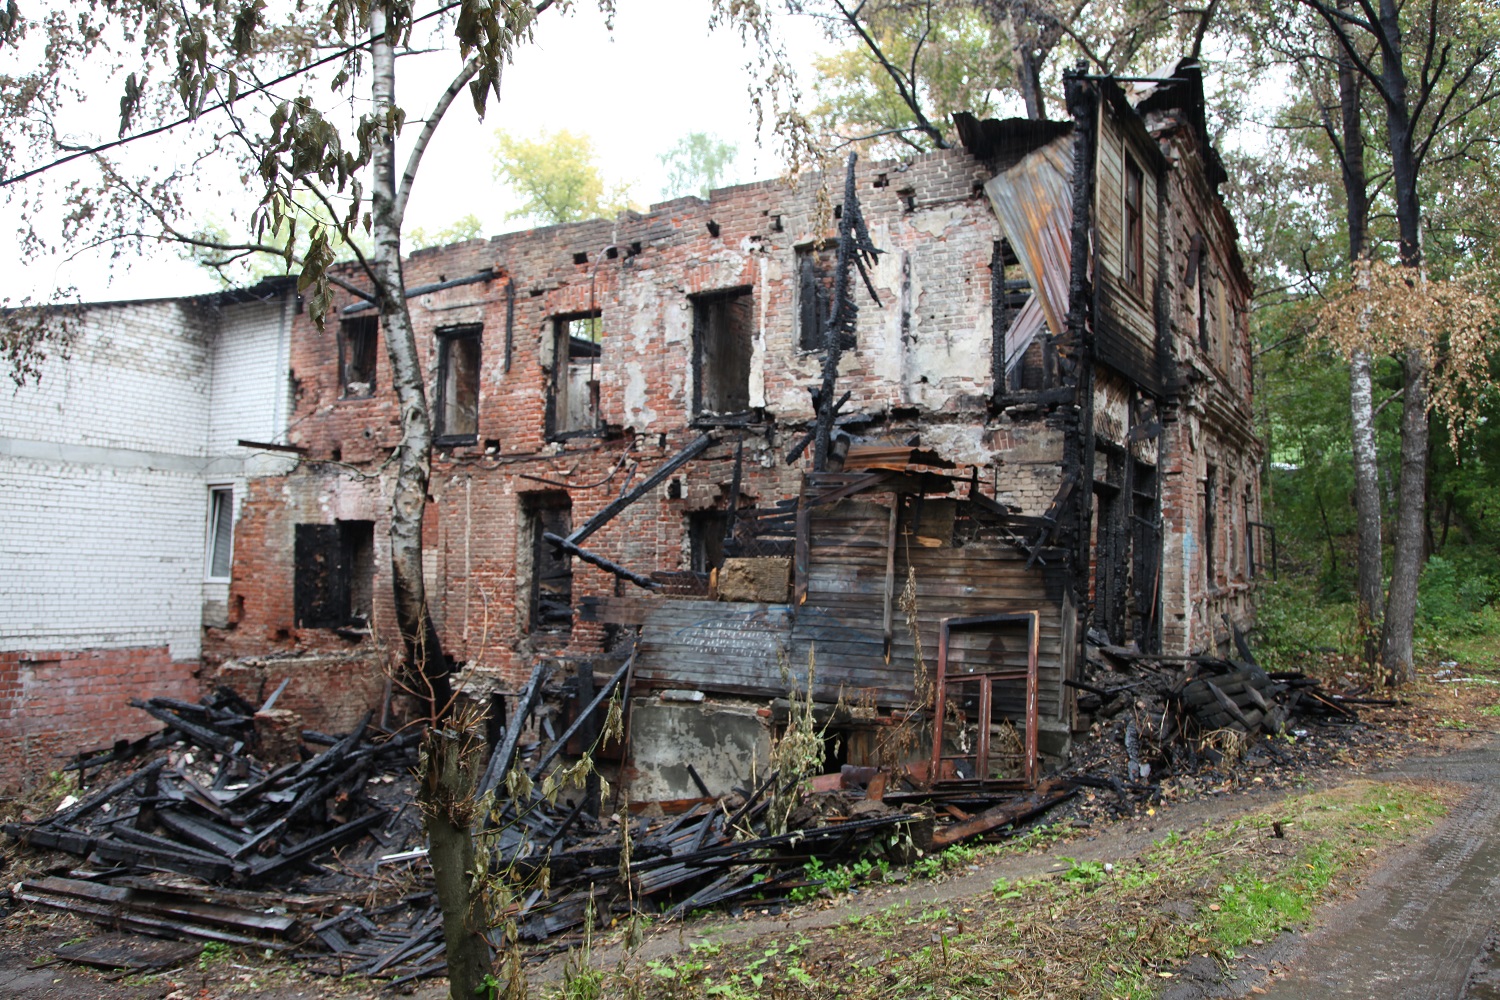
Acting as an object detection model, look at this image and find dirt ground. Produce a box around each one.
[3,670,1498,999]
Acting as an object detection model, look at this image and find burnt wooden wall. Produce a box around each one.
[590,497,1073,725]
[1093,96,1166,395]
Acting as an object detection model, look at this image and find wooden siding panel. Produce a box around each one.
[604,500,1072,721]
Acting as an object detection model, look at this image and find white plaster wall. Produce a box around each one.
[0,301,213,456]
[207,298,293,457]
[0,455,206,658]
[0,293,294,657]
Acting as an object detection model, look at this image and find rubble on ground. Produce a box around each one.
[2,628,1403,986]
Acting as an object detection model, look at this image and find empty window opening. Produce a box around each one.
[339,316,378,397]
[1244,486,1256,579]
[1123,154,1145,295]
[693,287,754,418]
[1130,460,1162,652]
[1092,453,1127,643]
[797,244,837,351]
[294,520,375,629]
[550,313,603,437]
[206,486,234,580]
[689,509,731,575]
[1198,266,1212,354]
[436,324,481,443]
[524,494,573,634]
[1204,464,1218,588]
[990,239,1047,393]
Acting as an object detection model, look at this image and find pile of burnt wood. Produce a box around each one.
[1,680,927,984]
[1067,625,1397,791]
[1076,632,1391,738]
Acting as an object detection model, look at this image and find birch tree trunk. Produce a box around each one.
[369,2,450,715]
[1335,10,1384,665]
[419,722,493,999]
[1349,348,1383,653]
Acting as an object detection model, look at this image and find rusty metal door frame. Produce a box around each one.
[929,612,1041,789]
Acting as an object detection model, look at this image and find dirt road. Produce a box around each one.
[1167,735,1500,1000]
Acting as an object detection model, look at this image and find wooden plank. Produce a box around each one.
[475,660,553,803]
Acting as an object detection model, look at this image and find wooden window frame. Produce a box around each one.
[1123,152,1145,297]
[434,324,482,445]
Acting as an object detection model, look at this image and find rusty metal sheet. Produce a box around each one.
[983,135,1074,372]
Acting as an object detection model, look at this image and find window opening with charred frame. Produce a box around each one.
[435,324,481,444]
[990,239,1047,395]
[1243,486,1256,579]
[692,287,754,420]
[1204,464,1218,589]
[548,312,603,438]
[1091,451,1128,644]
[339,316,378,397]
[796,244,836,352]
[1131,460,1162,652]
[294,520,375,628]
[206,486,234,581]
[1123,153,1145,297]
[524,494,573,634]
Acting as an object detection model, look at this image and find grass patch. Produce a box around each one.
[605,780,1451,999]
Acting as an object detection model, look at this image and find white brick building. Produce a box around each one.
[0,279,297,782]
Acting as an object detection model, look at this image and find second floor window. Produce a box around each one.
[1123,155,1145,296]
[550,313,603,437]
[339,316,378,397]
[693,287,754,419]
[436,324,481,443]
[796,244,836,351]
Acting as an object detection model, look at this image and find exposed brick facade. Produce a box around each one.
[0,647,198,784]
[209,69,1262,734]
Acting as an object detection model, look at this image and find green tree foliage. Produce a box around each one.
[493,129,634,226]
[807,3,1009,152]
[408,213,486,250]
[659,132,739,199]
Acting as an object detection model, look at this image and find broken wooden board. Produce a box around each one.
[54,933,200,973]
[929,780,1074,847]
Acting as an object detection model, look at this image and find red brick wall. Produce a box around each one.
[211,655,387,736]
[208,149,1006,695]
[0,647,198,790]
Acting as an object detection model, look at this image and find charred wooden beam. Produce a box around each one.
[527,653,634,781]
[814,153,882,472]
[474,661,553,804]
[567,432,717,546]
[542,532,659,591]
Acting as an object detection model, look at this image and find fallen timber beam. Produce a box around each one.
[930,780,1074,848]
[527,653,635,781]
[129,700,240,754]
[49,758,167,829]
[567,431,718,546]
[542,532,659,591]
[474,661,554,804]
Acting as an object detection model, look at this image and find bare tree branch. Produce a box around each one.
[832,0,948,148]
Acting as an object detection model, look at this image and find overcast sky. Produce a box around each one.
[8,5,833,303]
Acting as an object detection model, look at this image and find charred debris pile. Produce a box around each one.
[2,630,1394,984]
[0,676,920,984]
[1066,623,1397,811]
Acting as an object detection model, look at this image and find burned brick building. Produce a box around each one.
[185,64,1264,799]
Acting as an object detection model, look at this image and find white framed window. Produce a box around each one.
[206,486,234,581]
